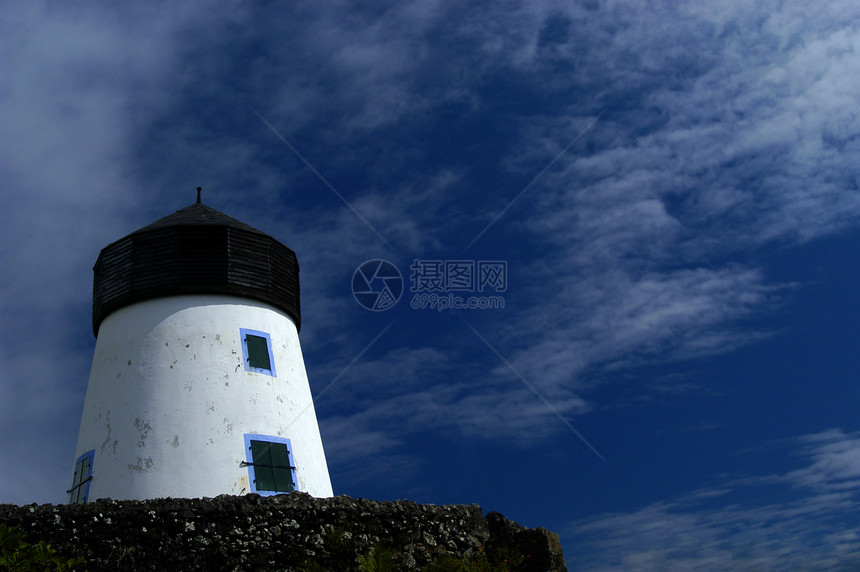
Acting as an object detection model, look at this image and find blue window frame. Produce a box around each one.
[242,434,297,495]
[67,450,94,504]
[240,328,276,376]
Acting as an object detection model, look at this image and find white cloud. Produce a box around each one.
[288,0,860,457]
[0,2,193,504]
[312,339,593,479]
[564,429,860,571]
[447,0,860,418]
[786,430,860,492]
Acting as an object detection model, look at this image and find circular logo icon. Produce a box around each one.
[352,260,403,311]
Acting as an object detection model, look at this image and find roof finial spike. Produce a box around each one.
[196,187,202,204]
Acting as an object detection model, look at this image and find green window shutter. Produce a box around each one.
[249,440,295,493]
[246,334,271,370]
[250,440,276,491]
[272,446,295,493]
[69,465,81,504]
[68,452,94,504]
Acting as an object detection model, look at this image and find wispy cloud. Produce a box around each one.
[464,113,601,251]
[0,2,194,504]
[455,0,860,412]
[313,340,593,469]
[786,429,860,492]
[250,106,395,251]
[564,429,860,571]
[461,317,607,463]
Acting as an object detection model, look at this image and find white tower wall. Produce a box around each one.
[73,294,333,500]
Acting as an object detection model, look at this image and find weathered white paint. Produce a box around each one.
[72,294,333,500]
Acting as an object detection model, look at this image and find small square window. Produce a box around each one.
[246,335,271,370]
[243,434,297,495]
[240,329,276,376]
[67,450,94,504]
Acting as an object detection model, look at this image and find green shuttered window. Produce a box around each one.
[240,329,276,376]
[249,440,296,493]
[67,450,95,504]
[246,335,271,370]
[243,435,298,495]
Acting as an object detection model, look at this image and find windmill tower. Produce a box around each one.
[67,191,332,503]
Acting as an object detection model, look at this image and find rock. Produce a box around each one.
[0,495,566,571]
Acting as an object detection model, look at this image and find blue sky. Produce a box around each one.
[3,0,860,569]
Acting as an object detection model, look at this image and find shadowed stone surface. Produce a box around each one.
[0,494,567,571]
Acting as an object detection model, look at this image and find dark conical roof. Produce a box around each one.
[135,202,263,233]
[92,202,301,335]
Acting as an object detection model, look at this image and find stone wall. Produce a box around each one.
[0,494,566,571]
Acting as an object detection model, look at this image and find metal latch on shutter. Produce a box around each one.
[65,475,93,494]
